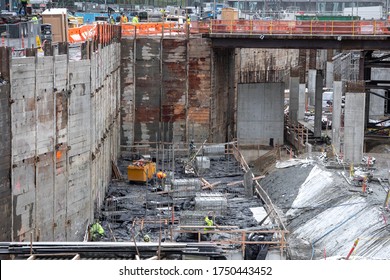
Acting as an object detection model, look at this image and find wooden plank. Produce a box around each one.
[226,175,265,186]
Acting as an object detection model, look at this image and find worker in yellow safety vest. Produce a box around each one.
[90,220,105,241]
[132,15,139,24]
[203,213,214,241]
[204,215,213,231]
[31,15,38,23]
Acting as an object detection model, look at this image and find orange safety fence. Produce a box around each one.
[68,20,390,43]
[121,22,178,37]
[68,24,96,43]
[209,19,390,36]
[68,23,120,44]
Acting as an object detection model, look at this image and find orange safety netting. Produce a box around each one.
[68,20,390,43]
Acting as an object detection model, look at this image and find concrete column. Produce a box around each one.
[308,69,317,106]
[314,71,323,138]
[326,61,334,89]
[370,67,389,118]
[298,84,306,120]
[308,49,317,107]
[332,80,343,153]
[369,89,385,118]
[298,49,306,121]
[289,70,300,123]
[344,86,365,164]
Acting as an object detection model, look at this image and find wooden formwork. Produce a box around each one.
[229,143,289,258]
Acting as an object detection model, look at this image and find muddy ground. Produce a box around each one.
[98,154,267,246]
[96,144,389,259]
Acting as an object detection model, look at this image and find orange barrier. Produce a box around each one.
[68,23,121,44]
[68,24,96,43]
[121,22,177,37]
[68,20,390,43]
[209,19,390,36]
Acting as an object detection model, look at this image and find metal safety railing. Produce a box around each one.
[0,21,42,53]
[3,19,390,49]
[208,19,390,36]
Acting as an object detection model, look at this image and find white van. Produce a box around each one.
[165,15,186,28]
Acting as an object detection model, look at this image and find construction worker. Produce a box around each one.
[19,0,29,15]
[132,15,139,24]
[203,213,214,241]
[109,15,115,24]
[143,234,150,242]
[31,15,38,23]
[90,220,105,241]
[204,214,214,231]
[189,140,196,157]
[31,14,39,34]
[160,8,166,18]
[156,170,167,189]
[120,13,128,24]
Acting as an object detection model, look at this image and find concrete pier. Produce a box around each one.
[298,84,306,120]
[308,69,317,106]
[332,80,344,154]
[289,69,300,123]
[344,83,366,164]
[314,71,323,138]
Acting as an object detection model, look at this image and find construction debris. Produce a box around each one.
[112,160,122,180]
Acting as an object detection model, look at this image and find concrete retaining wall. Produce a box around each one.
[237,83,284,146]
[210,48,235,143]
[121,37,212,146]
[0,83,12,242]
[4,42,121,242]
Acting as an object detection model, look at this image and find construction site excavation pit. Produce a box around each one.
[96,144,287,260]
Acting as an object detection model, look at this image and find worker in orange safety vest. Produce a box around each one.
[156,171,167,190]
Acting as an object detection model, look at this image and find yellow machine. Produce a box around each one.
[68,14,84,28]
[127,160,156,183]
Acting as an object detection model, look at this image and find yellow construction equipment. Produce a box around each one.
[127,160,156,183]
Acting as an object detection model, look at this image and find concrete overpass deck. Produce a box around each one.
[203,34,390,50]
